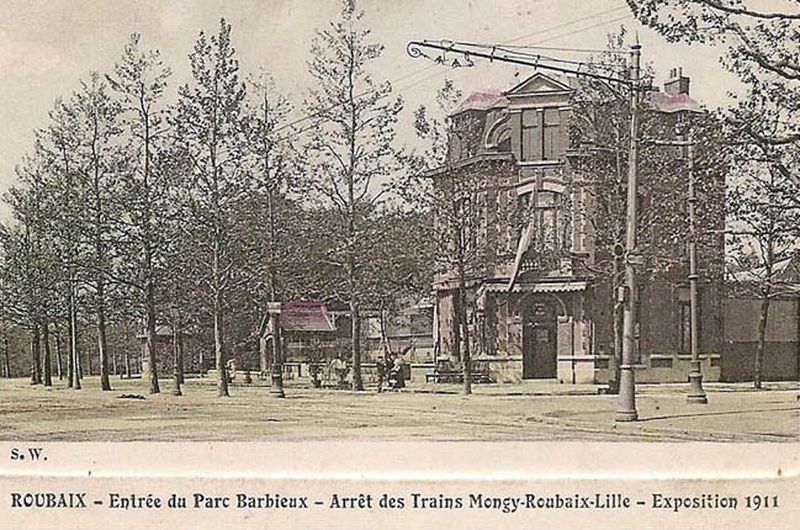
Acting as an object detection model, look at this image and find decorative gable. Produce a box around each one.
[505,72,573,98]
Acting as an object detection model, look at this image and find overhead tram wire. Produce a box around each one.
[517,13,633,46]
[502,45,627,55]
[272,6,636,143]
[407,40,631,86]
[501,4,629,46]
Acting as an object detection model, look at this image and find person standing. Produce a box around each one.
[375,357,386,393]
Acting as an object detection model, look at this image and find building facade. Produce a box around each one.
[432,71,726,384]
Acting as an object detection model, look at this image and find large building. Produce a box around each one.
[432,69,726,384]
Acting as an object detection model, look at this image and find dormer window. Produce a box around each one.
[521,107,564,162]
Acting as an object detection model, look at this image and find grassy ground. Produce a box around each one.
[0,376,797,442]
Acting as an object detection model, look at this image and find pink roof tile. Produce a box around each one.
[647,91,703,114]
[282,301,336,332]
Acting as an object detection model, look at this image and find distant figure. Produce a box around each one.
[375,357,386,393]
[331,357,349,389]
[226,359,237,384]
[309,363,322,388]
[388,356,405,390]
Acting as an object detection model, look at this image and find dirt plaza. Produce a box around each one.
[0,376,796,442]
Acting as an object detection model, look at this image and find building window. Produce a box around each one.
[521,107,563,162]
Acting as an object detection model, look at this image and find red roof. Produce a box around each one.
[282,301,336,332]
[455,89,506,113]
[647,92,703,114]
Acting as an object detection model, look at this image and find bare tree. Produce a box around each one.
[304,0,404,390]
[727,161,800,388]
[107,33,173,395]
[172,19,249,397]
[408,80,485,395]
[627,0,800,187]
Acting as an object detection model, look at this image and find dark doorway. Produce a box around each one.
[522,300,557,379]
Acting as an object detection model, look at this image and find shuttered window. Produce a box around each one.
[521,107,564,162]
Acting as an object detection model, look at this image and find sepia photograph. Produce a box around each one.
[0,0,798,449]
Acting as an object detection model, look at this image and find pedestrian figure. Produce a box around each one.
[388,355,405,390]
[375,357,386,393]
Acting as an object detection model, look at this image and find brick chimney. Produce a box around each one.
[664,67,690,95]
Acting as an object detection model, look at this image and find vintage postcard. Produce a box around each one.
[0,0,798,528]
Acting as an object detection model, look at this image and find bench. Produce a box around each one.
[425,361,492,384]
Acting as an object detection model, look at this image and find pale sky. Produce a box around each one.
[0,0,741,221]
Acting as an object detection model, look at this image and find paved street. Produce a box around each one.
[0,376,797,442]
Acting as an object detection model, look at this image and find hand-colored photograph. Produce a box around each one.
[0,0,797,444]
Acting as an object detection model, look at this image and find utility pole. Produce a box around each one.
[267,302,285,398]
[615,41,641,422]
[686,136,708,404]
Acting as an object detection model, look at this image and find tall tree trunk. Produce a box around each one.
[171,308,182,396]
[145,280,160,394]
[96,277,111,391]
[456,226,471,396]
[608,256,623,394]
[259,316,269,377]
[2,334,10,378]
[458,283,472,396]
[70,290,81,390]
[451,293,461,362]
[55,324,63,380]
[111,345,117,376]
[754,293,770,390]
[350,300,363,391]
[214,287,228,397]
[177,314,184,385]
[30,324,41,385]
[67,312,74,387]
[379,306,392,357]
[213,236,229,397]
[42,322,52,387]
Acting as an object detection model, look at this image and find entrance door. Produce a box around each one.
[522,301,557,379]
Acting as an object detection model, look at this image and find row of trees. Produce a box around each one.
[0,2,434,395]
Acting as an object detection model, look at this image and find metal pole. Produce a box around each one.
[616,41,641,422]
[268,302,285,398]
[686,136,708,404]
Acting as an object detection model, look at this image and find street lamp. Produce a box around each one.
[649,132,708,404]
[685,135,708,404]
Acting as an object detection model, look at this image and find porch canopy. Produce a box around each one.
[483,279,588,294]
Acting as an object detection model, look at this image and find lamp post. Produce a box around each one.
[685,137,708,404]
[650,133,708,404]
[267,302,285,398]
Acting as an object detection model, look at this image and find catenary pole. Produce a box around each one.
[615,40,641,422]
